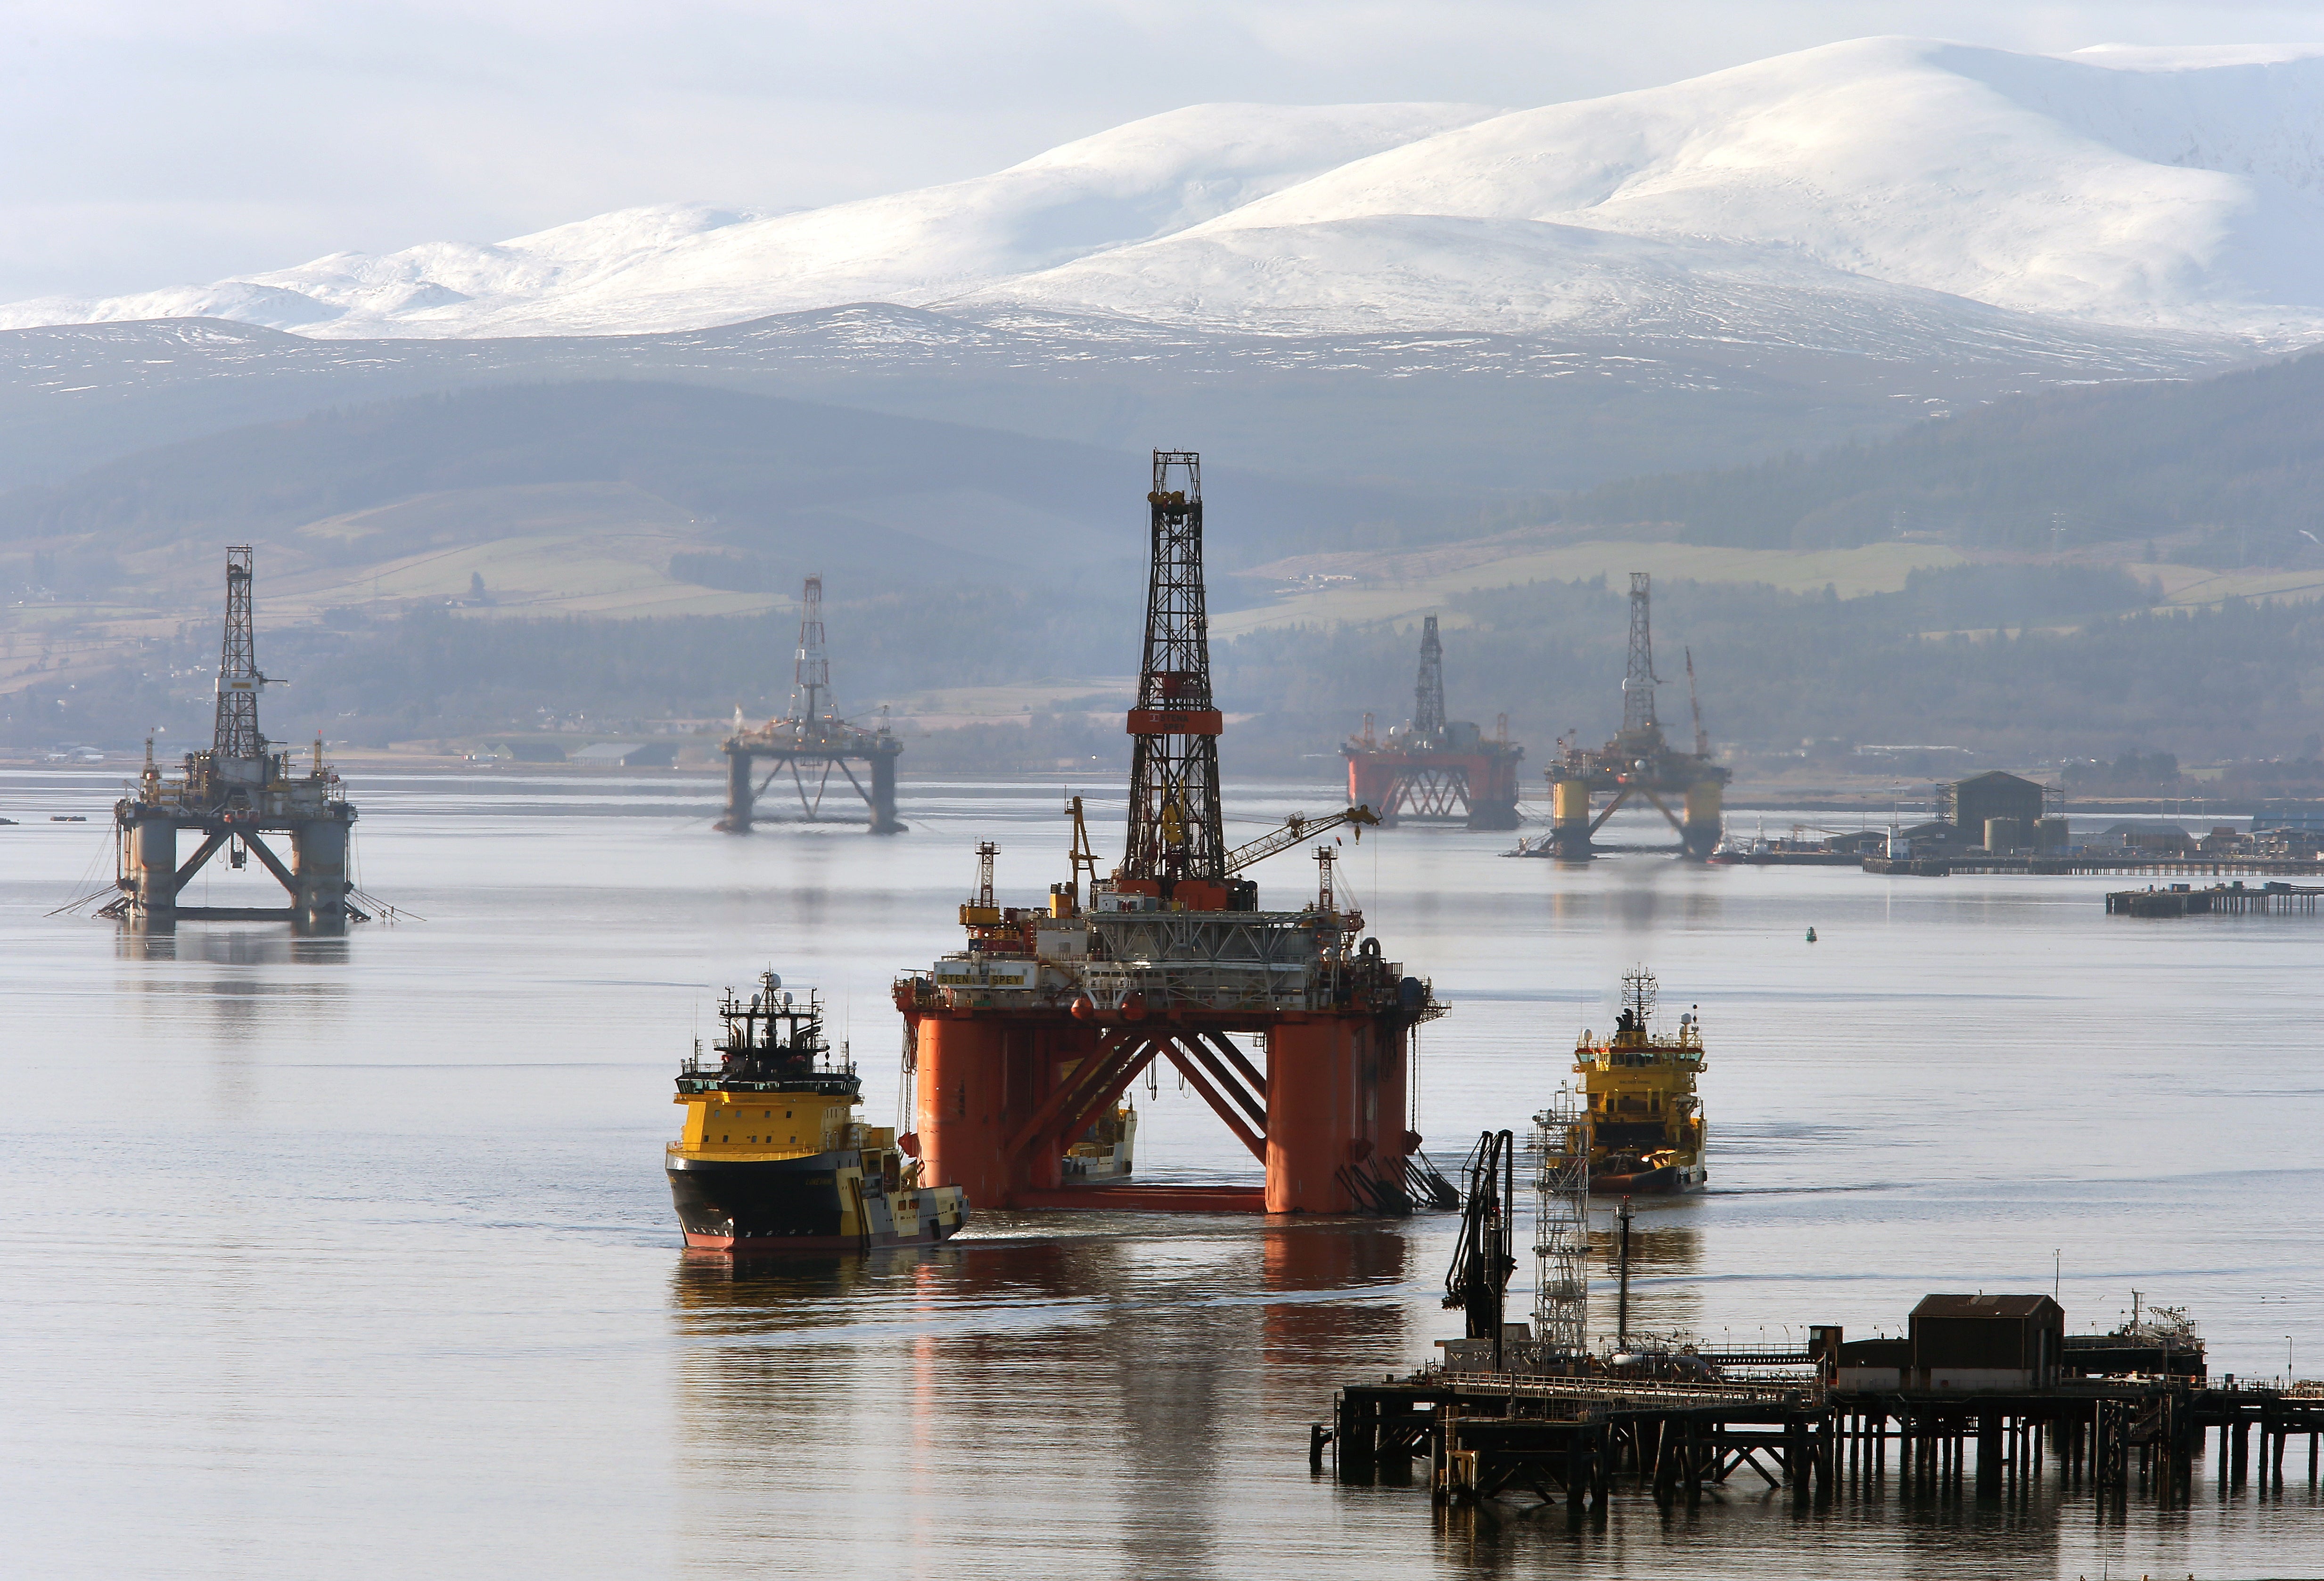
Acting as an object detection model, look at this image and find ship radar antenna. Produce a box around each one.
[1622,966,1658,1025]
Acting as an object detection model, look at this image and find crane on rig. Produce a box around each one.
[1220,804,1380,875]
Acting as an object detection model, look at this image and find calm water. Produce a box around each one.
[4,768,2321,1580]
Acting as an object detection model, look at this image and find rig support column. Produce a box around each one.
[914,1017,1017,1210]
[870,745,902,835]
[722,745,754,833]
[1550,779,1592,859]
[1683,778,1722,860]
[1267,1020,1358,1213]
[131,815,177,919]
[292,818,349,926]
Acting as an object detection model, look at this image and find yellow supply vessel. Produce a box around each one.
[1573,967,1707,1195]
[668,970,967,1252]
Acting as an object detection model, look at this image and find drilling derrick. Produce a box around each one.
[1343,614,1523,829]
[1122,453,1229,896]
[717,575,904,834]
[104,547,362,928]
[895,450,1446,1216]
[1413,615,1445,739]
[1541,573,1730,860]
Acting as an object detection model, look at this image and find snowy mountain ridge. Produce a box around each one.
[16,38,2324,347]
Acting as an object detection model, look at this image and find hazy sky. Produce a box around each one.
[7,0,2324,301]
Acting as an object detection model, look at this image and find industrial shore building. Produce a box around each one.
[1908,1294,2065,1392]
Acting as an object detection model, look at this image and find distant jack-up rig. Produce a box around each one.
[99,547,366,927]
[894,451,1452,1215]
[1343,614,1525,830]
[716,574,904,835]
[1537,573,1729,860]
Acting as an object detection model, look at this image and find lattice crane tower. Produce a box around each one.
[1619,571,1660,743]
[212,546,268,760]
[1413,614,1446,741]
[1123,451,1227,891]
[790,574,831,732]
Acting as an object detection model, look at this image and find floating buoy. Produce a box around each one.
[1806,927,1818,943]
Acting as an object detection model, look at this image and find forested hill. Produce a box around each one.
[0,380,1424,584]
[1549,349,2324,560]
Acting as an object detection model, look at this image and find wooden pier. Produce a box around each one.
[2106,882,2324,917]
[1319,1373,2324,1519]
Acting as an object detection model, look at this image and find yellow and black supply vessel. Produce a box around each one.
[1575,967,1707,1195]
[668,971,967,1252]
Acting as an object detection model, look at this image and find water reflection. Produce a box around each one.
[1544,881,1724,934]
[667,1222,1411,1580]
[113,924,352,967]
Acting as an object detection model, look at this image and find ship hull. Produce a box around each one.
[1590,1162,1705,1196]
[667,1151,968,1253]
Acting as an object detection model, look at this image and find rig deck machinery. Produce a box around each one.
[1543,573,1729,860]
[103,546,360,927]
[894,452,1445,1216]
[1343,615,1523,829]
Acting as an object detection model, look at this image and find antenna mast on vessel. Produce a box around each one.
[1124,451,1224,885]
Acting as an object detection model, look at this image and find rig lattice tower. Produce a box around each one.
[1343,614,1524,829]
[895,450,1443,1215]
[718,574,904,834]
[105,547,361,927]
[1543,573,1731,859]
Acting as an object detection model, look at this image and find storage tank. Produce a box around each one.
[1984,817,2027,854]
[2034,816,2069,852]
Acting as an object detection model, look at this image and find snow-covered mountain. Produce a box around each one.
[15,38,2324,346]
[0,103,1496,340]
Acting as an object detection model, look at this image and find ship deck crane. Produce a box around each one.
[1220,804,1380,875]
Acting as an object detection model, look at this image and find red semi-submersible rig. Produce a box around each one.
[893,452,1447,1215]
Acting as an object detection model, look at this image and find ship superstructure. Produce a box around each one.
[1573,968,1708,1195]
[668,971,966,1252]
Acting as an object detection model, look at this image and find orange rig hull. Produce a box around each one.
[902,1001,1421,1216]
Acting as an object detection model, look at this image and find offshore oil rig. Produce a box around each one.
[716,575,904,834]
[102,547,361,927]
[1343,615,1523,829]
[894,451,1446,1215]
[1540,573,1728,860]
